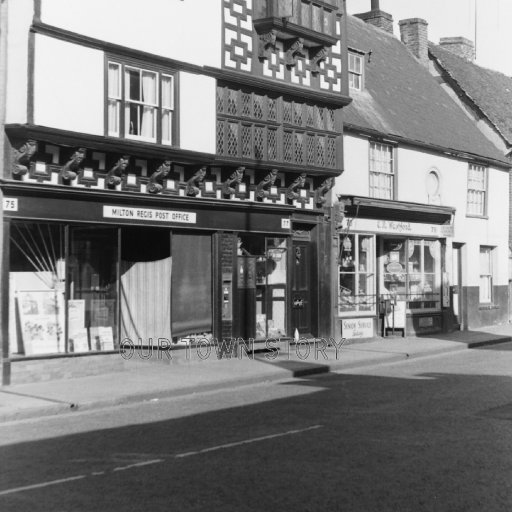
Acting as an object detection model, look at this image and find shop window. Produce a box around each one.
[348,52,363,91]
[9,222,66,356]
[68,227,118,352]
[238,235,288,339]
[467,164,487,216]
[369,142,394,199]
[380,238,441,312]
[338,234,375,315]
[107,60,175,145]
[479,246,494,303]
[121,228,172,344]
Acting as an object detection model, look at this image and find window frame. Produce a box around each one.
[348,51,364,91]
[338,233,376,316]
[369,141,396,200]
[479,245,494,304]
[466,163,488,217]
[106,57,177,146]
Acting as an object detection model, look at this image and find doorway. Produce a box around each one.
[452,243,463,329]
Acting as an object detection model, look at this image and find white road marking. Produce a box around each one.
[112,459,164,472]
[0,475,87,496]
[0,425,322,496]
[175,424,323,458]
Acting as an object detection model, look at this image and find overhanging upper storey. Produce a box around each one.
[222,0,349,99]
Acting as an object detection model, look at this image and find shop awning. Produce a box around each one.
[338,195,455,225]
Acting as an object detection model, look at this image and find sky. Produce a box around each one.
[346,0,512,76]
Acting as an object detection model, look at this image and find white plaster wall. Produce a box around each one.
[179,72,216,154]
[40,0,222,68]
[33,35,104,135]
[338,138,509,288]
[333,135,368,197]
[5,0,33,123]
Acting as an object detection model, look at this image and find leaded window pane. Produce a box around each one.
[216,120,224,154]
[293,103,303,126]
[242,125,252,157]
[283,101,292,124]
[254,126,264,159]
[307,105,315,127]
[284,131,293,162]
[294,133,304,164]
[216,87,224,113]
[268,129,277,160]
[227,89,238,115]
[268,98,277,121]
[254,95,264,120]
[316,137,325,167]
[327,137,336,168]
[227,122,239,156]
[307,134,315,165]
[242,92,252,117]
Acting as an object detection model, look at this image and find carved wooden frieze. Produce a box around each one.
[285,38,305,67]
[315,176,334,205]
[148,160,172,194]
[223,166,245,196]
[185,166,207,197]
[12,140,38,179]
[256,168,279,199]
[286,172,307,200]
[310,46,328,74]
[107,155,129,189]
[258,29,277,60]
[60,148,86,183]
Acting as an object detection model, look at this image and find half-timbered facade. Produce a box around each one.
[0,0,351,384]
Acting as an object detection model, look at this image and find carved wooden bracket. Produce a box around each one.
[12,140,37,179]
[60,148,86,183]
[148,160,172,194]
[310,46,328,74]
[315,177,334,205]
[185,166,207,197]
[258,29,277,60]
[223,166,245,196]
[256,168,279,198]
[285,38,306,67]
[107,155,129,188]
[286,172,307,200]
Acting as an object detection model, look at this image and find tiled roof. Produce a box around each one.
[429,42,512,146]
[343,16,508,166]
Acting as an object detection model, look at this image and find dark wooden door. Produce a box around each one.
[291,241,312,336]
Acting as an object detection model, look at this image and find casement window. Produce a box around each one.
[107,61,175,145]
[216,86,338,168]
[467,163,487,216]
[338,234,376,315]
[479,246,494,303]
[348,52,363,91]
[369,142,394,199]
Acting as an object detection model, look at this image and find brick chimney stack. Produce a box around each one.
[399,18,429,67]
[354,0,394,34]
[439,37,475,61]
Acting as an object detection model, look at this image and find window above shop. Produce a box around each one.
[253,0,339,48]
[479,246,494,304]
[107,59,176,146]
[369,142,395,200]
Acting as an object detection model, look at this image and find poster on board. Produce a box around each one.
[385,300,406,330]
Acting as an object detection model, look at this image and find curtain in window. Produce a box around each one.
[120,257,172,344]
[171,233,212,337]
[141,72,156,138]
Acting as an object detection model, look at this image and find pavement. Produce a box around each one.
[0,325,511,424]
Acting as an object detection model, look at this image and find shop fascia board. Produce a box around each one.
[0,179,298,215]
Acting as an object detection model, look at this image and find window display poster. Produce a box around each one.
[17,290,65,355]
[385,300,406,329]
[90,326,114,351]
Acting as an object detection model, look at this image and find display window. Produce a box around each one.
[338,234,376,315]
[379,238,441,311]
[238,235,288,338]
[8,220,214,357]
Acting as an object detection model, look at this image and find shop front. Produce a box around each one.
[335,197,455,340]
[2,183,312,383]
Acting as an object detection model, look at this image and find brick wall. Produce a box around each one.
[399,18,429,67]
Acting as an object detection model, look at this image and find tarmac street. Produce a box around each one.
[0,341,512,511]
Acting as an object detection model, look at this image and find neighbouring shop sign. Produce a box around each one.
[103,205,196,224]
[342,218,454,238]
[341,318,373,339]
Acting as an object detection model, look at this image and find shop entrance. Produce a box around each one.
[236,236,288,340]
[291,241,312,337]
[452,243,463,329]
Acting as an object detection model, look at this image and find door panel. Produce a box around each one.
[291,242,312,335]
